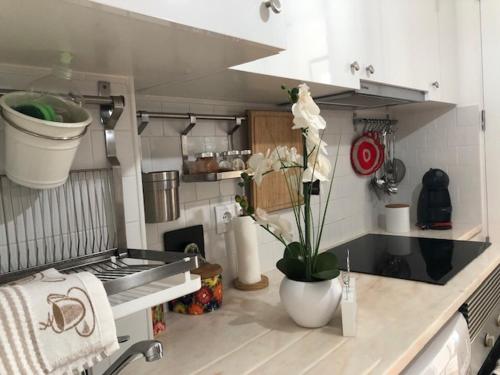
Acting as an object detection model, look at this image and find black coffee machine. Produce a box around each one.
[417,168,452,230]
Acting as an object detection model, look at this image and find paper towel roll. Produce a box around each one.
[232,216,261,284]
[385,203,410,233]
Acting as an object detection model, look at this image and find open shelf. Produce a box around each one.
[182,170,244,183]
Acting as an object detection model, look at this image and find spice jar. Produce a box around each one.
[195,152,218,173]
[217,151,233,172]
[220,150,240,171]
[232,152,246,171]
[240,150,252,168]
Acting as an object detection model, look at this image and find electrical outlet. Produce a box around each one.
[215,204,237,234]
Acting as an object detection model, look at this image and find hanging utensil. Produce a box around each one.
[388,158,406,184]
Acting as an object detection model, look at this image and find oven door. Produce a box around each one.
[403,313,471,374]
[473,298,500,374]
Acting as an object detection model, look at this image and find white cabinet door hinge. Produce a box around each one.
[481,109,486,131]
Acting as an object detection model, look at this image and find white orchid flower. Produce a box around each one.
[305,127,328,156]
[254,208,293,242]
[302,150,332,182]
[247,147,302,185]
[291,84,326,131]
[247,151,274,185]
[295,83,321,115]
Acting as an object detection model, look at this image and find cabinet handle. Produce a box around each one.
[366,65,375,75]
[264,0,282,14]
[432,81,440,89]
[350,61,360,72]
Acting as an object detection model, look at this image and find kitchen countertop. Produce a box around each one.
[373,223,483,241]
[122,229,498,375]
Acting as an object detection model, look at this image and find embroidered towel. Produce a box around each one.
[0,268,119,374]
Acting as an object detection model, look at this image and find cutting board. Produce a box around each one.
[248,110,303,212]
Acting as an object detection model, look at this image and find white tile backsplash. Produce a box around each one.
[138,94,379,280]
[390,105,482,226]
[195,182,220,200]
[149,136,182,172]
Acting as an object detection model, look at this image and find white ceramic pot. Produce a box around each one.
[232,215,261,284]
[0,92,92,189]
[279,277,342,328]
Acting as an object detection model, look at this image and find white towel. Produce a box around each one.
[0,268,119,375]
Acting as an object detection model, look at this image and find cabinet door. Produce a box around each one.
[357,0,386,83]
[233,0,362,90]
[429,0,458,103]
[248,111,303,213]
[89,0,286,49]
[379,0,440,91]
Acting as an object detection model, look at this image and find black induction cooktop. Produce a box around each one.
[327,234,491,285]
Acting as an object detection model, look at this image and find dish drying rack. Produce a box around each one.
[0,83,200,319]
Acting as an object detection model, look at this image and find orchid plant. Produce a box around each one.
[235,84,341,283]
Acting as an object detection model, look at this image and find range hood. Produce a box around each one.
[313,81,426,110]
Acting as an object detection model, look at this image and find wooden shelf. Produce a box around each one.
[182,170,244,183]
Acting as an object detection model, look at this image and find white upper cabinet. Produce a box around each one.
[89,0,287,50]
[378,0,440,91]
[233,0,452,100]
[0,0,285,92]
[357,0,386,83]
[233,0,363,90]
[430,0,458,103]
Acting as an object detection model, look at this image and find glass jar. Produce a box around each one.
[220,150,241,171]
[240,150,252,168]
[195,152,218,173]
[231,152,246,171]
[217,151,233,172]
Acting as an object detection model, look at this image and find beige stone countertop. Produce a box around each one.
[123,235,499,375]
[372,223,483,241]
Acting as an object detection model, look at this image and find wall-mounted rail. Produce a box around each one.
[137,110,248,182]
[136,110,246,136]
[0,88,118,106]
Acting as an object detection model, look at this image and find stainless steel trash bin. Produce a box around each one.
[142,171,180,223]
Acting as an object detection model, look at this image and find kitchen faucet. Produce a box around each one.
[102,339,164,375]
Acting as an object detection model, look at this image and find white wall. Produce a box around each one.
[388,105,482,228]
[481,0,500,240]
[137,94,379,283]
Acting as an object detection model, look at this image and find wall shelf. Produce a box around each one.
[137,110,249,181]
[182,170,245,183]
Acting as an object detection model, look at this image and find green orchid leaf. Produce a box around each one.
[284,242,303,260]
[276,258,305,281]
[312,252,340,281]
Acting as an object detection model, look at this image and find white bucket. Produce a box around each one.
[0,92,92,189]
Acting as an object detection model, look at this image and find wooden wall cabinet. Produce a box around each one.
[248,111,303,213]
